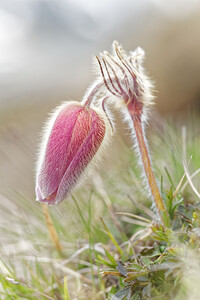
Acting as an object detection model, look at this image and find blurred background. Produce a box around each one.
[0,0,200,202]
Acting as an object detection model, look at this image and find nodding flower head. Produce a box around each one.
[94,42,167,222]
[95,41,154,121]
[35,101,111,205]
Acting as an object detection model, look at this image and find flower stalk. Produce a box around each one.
[132,115,167,218]
[95,41,168,224]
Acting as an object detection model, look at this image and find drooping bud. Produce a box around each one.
[35,101,110,205]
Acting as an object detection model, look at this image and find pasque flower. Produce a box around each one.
[35,102,110,205]
[95,41,167,222]
[35,41,168,223]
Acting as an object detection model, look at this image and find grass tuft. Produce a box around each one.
[0,115,200,299]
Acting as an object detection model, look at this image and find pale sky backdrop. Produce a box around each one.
[0,0,200,113]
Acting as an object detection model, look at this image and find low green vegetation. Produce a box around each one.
[0,115,200,299]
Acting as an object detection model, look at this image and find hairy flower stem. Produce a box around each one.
[132,115,167,224]
[85,41,169,225]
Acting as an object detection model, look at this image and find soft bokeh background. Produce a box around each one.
[0,0,200,202]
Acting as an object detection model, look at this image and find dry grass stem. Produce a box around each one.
[42,203,62,253]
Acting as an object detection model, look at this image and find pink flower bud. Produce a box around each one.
[35,101,109,205]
